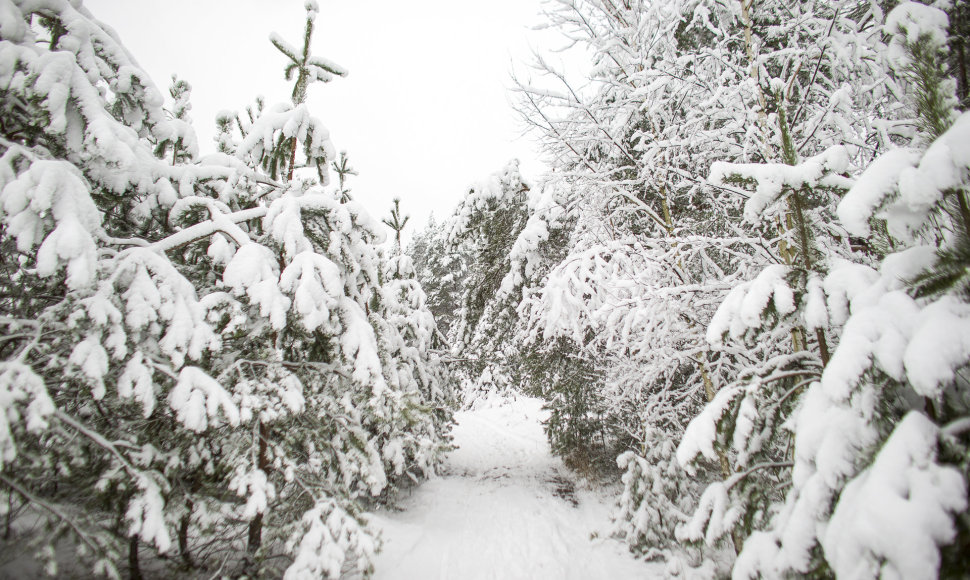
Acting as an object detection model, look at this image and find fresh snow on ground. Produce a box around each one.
[369,394,665,579]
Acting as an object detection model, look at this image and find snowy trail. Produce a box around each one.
[370,395,662,580]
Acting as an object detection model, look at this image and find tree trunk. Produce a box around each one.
[815,328,830,366]
[178,500,193,567]
[247,512,263,557]
[954,7,968,106]
[700,359,745,555]
[287,136,298,182]
[4,491,12,540]
[128,536,142,580]
[246,421,271,555]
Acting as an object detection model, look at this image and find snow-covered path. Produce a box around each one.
[370,395,662,579]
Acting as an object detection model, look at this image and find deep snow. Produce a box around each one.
[370,394,665,579]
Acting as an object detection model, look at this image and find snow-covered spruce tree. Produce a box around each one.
[663,0,935,562]
[674,1,970,577]
[0,2,226,574]
[710,4,970,578]
[408,215,468,337]
[376,196,454,461]
[439,160,538,405]
[0,1,447,577]
[185,4,448,576]
[377,248,455,470]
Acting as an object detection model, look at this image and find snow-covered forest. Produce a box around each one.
[0,0,969,578]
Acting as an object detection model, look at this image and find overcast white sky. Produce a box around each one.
[84,0,549,240]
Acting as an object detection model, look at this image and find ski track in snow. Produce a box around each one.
[369,395,663,580]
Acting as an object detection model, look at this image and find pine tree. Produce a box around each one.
[0,1,450,577]
[332,151,358,203]
[441,160,535,405]
[408,215,469,337]
[669,1,970,577]
[723,4,970,577]
[382,197,409,252]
